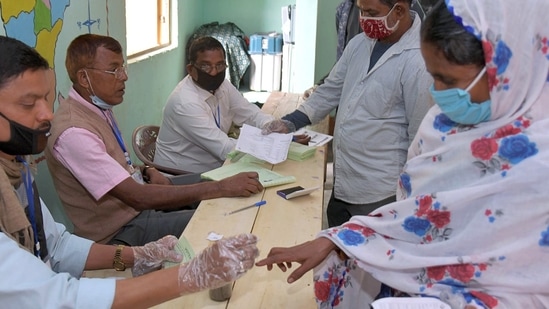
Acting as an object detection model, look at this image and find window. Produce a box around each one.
[125,0,176,59]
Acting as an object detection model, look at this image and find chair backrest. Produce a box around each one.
[131,125,193,176]
[132,125,159,166]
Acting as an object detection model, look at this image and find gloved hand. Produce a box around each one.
[177,233,259,294]
[303,84,318,100]
[261,119,296,135]
[132,235,182,276]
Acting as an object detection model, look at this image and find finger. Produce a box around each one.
[245,182,262,194]
[165,251,183,262]
[253,248,290,266]
[247,172,259,179]
[241,259,255,270]
[287,265,309,283]
[276,262,287,272]
[157,235,179,248]
[232,246,259,260]
[251,179,264,192]
[226,234,258,248]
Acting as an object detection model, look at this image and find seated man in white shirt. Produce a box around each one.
[154,36,275,174]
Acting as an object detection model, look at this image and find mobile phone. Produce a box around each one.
[277,186,304,199]
[276,186,319,199]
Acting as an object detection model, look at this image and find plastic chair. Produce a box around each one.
[131,125,201,184]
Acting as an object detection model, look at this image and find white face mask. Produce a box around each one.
[84,70,113,110]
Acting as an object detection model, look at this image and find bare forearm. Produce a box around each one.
[109,178,223,211]
[112,267,181,309]
[137,181,224,209]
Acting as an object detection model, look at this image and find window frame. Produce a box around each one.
[125,0,178,61]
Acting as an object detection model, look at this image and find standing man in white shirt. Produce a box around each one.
[154,36,275,174]
[263,0,434,227]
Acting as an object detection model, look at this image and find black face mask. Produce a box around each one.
[0,113,51,155]
[193,66,226,92]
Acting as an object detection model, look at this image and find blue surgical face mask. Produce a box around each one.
[430,67,491,125]
[90,95,113,110]
[84,70,113,110]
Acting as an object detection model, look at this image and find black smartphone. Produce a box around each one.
[276,186,305,199]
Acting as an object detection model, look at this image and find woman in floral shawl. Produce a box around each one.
[257,0,549,308]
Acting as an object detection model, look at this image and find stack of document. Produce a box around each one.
[226,150,266,164]
[287,142,316,161]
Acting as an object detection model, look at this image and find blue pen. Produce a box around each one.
[227,200,267,215]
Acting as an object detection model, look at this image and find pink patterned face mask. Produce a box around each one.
[359,5,400,40]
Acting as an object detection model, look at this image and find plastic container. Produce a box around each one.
[249,33,283,54]
[209,282,233,301]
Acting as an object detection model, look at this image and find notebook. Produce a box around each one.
[163,236,195,268]
[288,142,317,161]
[201,161,296,188]
[295,128,333,147]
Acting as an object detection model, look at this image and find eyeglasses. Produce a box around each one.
[193,63,227,74]
[86,66,127,80]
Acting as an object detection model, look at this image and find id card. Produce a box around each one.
[131,169,144,185]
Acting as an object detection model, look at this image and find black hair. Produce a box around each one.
[65,34,123,84]
[187,36,225,63]
[420,0,484,66]
[0,36,50,89]
[380,0,413,8]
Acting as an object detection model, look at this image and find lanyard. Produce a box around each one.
[102,110,133,169]
[211,104,220,129]
[17,156,41,258]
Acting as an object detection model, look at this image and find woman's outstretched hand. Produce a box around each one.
[255,237,336,283]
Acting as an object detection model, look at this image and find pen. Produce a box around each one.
[226,200,267,215]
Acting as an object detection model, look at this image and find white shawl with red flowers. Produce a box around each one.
[314,0,549,308]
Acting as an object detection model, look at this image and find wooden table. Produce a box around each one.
[260,91,329,135]
[152,92,327,308]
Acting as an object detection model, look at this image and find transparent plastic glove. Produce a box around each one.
[132,235,182,277]
[302,84,318,100]
[261,119,296,135]
[177,233,259,294]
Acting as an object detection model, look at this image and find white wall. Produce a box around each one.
[288,0,339,93]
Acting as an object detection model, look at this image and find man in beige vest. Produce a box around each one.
[45,34,263,246]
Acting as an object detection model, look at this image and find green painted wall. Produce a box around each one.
[314,0,339,83]
[1,0,339,229]
[201,0,296,36]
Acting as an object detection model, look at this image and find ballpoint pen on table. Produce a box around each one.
[226,200,267,215]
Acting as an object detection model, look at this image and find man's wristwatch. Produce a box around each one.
[113,245,126,271]
[142,165,153,183]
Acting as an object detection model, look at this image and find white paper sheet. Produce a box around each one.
[295,128,333,147]
[236,124,293,164]
[371,297,451,309]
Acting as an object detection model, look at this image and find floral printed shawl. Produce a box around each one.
[314,0,549,308]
